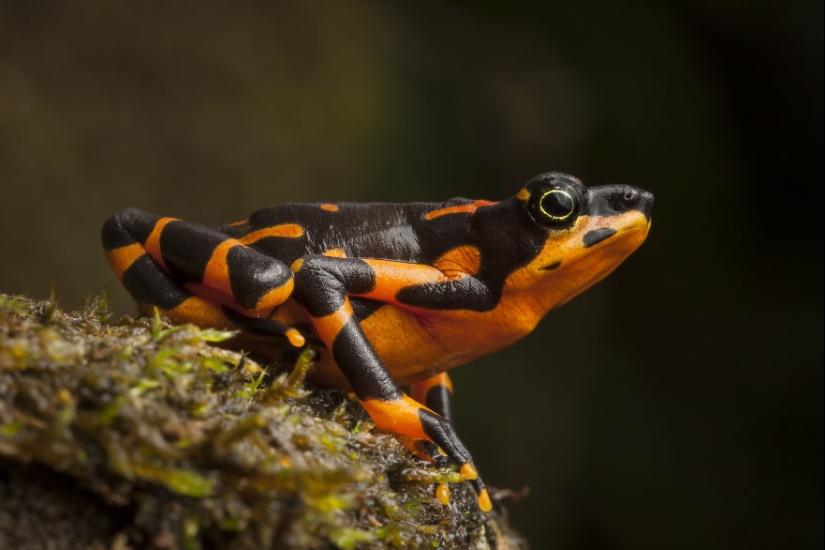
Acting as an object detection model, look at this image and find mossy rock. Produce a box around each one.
[0,293,527,549]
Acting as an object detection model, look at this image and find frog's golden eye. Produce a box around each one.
[529,188,579,227]
[539,189,575,219]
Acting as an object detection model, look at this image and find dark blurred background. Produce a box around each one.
[1,2,821,548]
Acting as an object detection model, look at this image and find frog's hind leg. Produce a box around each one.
[102,208,209,321]
[101,208,300,345]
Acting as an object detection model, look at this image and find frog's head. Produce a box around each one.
[506,172,653,310]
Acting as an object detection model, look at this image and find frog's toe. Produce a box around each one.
[435,483,450,505]
[458,464,492,511]
[432,466,491,511]
[223,308,308,347]
[471,478,493,512]
[416,412,492,511]
[420,440,450,467]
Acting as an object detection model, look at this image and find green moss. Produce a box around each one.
[0,292,528,549]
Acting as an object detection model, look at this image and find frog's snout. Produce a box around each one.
[638,190,654,221]
[589,185,654,222]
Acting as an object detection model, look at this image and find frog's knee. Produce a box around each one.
[226,247,293,310]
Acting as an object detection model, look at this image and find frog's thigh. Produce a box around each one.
[103,208,294,315]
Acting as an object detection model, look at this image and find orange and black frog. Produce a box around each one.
[102,172,653,511]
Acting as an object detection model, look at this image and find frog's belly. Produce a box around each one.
[308,302,537,389]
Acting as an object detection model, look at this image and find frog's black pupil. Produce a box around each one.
[541,190,574,219]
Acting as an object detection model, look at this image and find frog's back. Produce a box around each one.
[219,199,479,265]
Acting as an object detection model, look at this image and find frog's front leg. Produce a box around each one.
[292,256,492,511]
[102,208,305,347]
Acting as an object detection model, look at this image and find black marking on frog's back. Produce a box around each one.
[220,200,483,267]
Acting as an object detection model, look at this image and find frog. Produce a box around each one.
[102,172,653,511]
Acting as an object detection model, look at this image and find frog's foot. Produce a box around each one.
[402,439,488,508]
[396,438,451,470]
[362,395,492,512]
[221,307,307,348]
[409,374,492,507]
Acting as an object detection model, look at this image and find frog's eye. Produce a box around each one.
[529,188,579,226]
